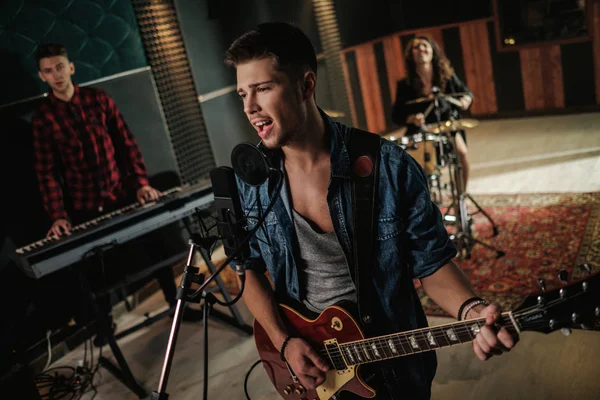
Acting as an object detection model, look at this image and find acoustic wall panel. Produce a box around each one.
[0,0,147,105]
[132,0,215,184]
[561,41,596,108]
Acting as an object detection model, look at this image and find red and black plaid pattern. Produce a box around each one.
[32,85,149,222]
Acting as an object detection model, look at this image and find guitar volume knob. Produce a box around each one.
[537,296,545,306]
[558,269,568,283]
[283,385,292,395]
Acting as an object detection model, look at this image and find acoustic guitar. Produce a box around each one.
[254,271,599,400]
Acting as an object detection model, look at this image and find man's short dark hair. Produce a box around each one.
[35,43,68,70]
[225,22,317,81]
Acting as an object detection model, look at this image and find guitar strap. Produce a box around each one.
[349,129,380,327]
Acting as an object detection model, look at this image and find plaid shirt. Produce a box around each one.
[32,85,149,222]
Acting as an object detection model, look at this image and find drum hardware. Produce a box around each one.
[404,90,471,107]
[428,172,444,205]
[441,126,504,260]
[385,91,503,259]
[401,86,503,260]
[425,118,479,134]
[444,214,457,223]
[429,87,449,169]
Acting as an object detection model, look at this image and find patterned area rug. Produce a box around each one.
[208,193,600,318]
[418,192,600,317]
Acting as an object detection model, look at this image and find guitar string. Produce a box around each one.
[321,316,569,369]
[309,298,590,367]
[332,315,535,361]
[324,322,519,367]
[318,319,501,365]
[317,315,561,366]
[320,318,504,355]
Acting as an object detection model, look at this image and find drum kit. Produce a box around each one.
[385,90,504,260]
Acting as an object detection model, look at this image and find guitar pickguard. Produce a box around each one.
[317,366,355,400]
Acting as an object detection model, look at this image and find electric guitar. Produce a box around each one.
[254,270,599,400]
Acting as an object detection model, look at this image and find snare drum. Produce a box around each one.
[388,133,443,175]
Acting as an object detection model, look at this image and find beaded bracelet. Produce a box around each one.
[457,297,485,321]
[461,299,489,321]
[280,336,293,362]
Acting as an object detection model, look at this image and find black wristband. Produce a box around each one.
[280,336,293,362]
[457,297,484,321]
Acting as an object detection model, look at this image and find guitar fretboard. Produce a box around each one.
[325,313,518,369]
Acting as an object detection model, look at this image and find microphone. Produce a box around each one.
[230,142,272,187]
[209,167,250,272]
[208,142,274,275]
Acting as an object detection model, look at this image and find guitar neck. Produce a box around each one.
[335,312,518,366]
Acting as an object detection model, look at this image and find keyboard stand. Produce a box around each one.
[75,244,250,399]
[107,250,189,341]
[78,268,148,398]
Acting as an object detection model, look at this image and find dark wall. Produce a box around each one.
[398,0,492,31]
[335,0,492,47]
[175,0,331,167]
[91,69,179,177]
[335,0,396,48]
[0,0,147,106]
[179,0,321,96]
[174,0,259,167]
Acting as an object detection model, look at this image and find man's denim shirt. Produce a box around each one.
[236,111,456,394]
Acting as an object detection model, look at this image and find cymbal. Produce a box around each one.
[425,118,479,134]
[404,92,472,105]
[382,128,406,143]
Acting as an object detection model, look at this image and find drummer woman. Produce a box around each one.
[392,36,473,190]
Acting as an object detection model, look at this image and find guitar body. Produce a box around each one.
[254,273,600,399]
[254,304,375,400]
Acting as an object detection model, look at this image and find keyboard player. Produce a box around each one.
[31,43,203,344]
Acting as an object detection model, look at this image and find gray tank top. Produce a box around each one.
[292,209,356,313]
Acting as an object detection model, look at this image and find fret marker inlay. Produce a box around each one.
[470,324,480,335]
[426,332,437,346]
[362,344,372,360]
[388,339,397,354]
[371,343,381,358]
[345,347,355,364]
[446,328,458,341]
[409,335,419,349]
[353,345,363,362]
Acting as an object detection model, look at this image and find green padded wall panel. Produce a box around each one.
[0,0,147,105]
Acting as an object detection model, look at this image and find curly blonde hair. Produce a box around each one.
[404,36,454,94]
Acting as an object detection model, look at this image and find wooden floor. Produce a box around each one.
[466,113,600,194]
[46,113,600,399]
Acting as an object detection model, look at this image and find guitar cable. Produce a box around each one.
[243,359,263,400]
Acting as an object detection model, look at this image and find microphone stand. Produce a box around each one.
[151,169,283,400]
[151,242,204,400]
